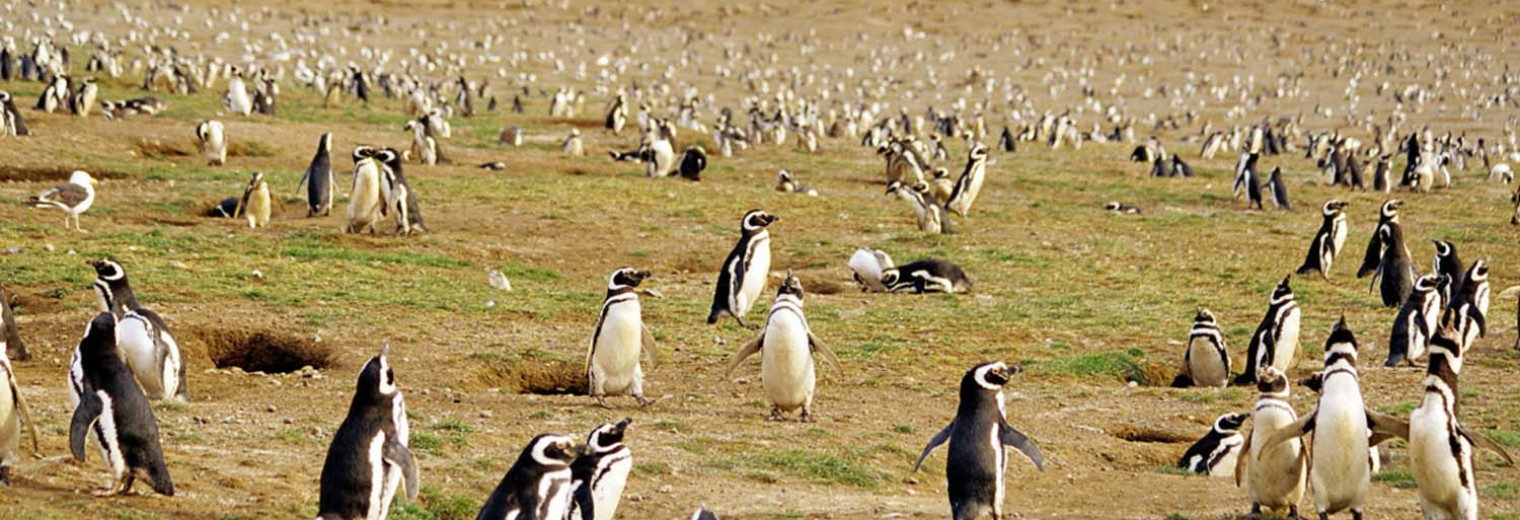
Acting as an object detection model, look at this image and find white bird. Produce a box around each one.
[29,171,97,232]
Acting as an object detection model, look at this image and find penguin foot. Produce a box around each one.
[1317,512,1329,520]
[767,406,785,422]
[635,396,657,408]
[595,397,612,409]
[1287,505,1301,520]
[799,411,815,423]
[1245,504,1260,520]
[0,466,9,486]
[1350,510,1362,520]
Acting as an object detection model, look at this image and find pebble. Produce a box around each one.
[168,260,189,270]
[266,405,278,413]
[44,244,54,252]
[479,410,493,419]
[251,269,264,279]
[658,485,673,494]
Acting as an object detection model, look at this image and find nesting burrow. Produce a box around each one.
[477,358,587,395]
[196,327,335,374]
[0,165,128,182]
[1110,426,1194,444]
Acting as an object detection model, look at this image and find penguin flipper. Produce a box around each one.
[1471,308,1488,337]
[724,333,764,378]
[1000,421,1045,471]
[1233,429,1252,488]
[69,390,104,462]
[1365,411,1410,447]
[911,422,954,473]
[1357,233,1383,279]
[383,437,419,501]
[295,170,310,195]
[3,362,39,454]
[1260,411,1315,455]
[640,323,659,370]
[807,331,844,378]
[1459,426,1516,466]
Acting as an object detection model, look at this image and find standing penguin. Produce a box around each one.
[1407,324,1515,520]
[1448,260,1490,349]
[725,272,844,422]
[1356,200,1403,279]
[475,434,584,520]
[707,210,778,329]
[0,284,27,361]
[586,268,660,408]
[1232,152,1260,202]
[316,343,418,520]
[944,144,989,217]
[69,313,174,496]
[0,342,39,485]
[375,148,426,234]
[196,120,227,166]
[566,419,633,520]
[1235,367,1306,520]
[1370,221,1417,308]
[1171,308,1230,388]
[346,146,387,234]
[88,259,188,403]
[0,91,29,136]
[1372,155,1392,193]
[912,362,1044,520]
[1178,412,1247,477]
[1431,240,1467,304]
[1386,274,1444,367]
[235,171,271,229]
[1266,167,1292,210]
[296,133,337,217]
[1262,317,1406,520]
[1296,200,1349,280]
[1232,276,1301,386]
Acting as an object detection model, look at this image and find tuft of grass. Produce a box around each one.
[1165,514,1190,520]
[634,461,671,476]
[1485,429,1520,448]
[1372,469,1417,488]
[892,424,916,434]
[1031,350,1152,384]
[390,486,476,520]
[742,449,888,490]
[1483,481,1520,499]
[1376,401,1417,416]
[1155,465,1195,476]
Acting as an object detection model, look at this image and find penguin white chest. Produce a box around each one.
[0,362,17,465]
[540,468,574,520]
[593,302,643,393]
[735,237,771,317]
[1410,404,1473,518]
[1246,407,1304,507]
[1185,337,1228,387]
[1271,307,1301,372]
[1330,215,1348,256]
[1311,385,1370,512]
[117,316,168,397]
[760,313,815,411]
[592,452,633,520]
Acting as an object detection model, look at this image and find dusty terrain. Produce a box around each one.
[1,0,1520,519]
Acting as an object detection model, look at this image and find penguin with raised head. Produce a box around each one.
[880,259,974,294]
[88,259,187,403]
[566,419,633,520]
[0,285,27,361]
[945,144,989,217]
[0,91,30,136]
[316,343,417,520]
[1448,260,1490,349]
[587,268,659,408]
[70,77,98,117]
[707,210,777,329]
[1386,274,1444,367]
[196,120,227,166]
[476,434,584,520]
[346,146,387,234]
[912,362,1044,520]
[1171,308,1229,388]
[1407,323,1515,520]
[234,171,271,229]
[1370,221,1417,308]
[296,133,337,217]
[1431,240,1466,304]
[375,148,426,234]
[1178,412,1247,477]
[1296,200,1349,280]
[69,313,174,496]
[1235,367,1306,520]
[1232,276,1301,386]
[0,340,39,485]
[1267,167,1292,210]
[725,272,844,422]
[1357,200,1403,279]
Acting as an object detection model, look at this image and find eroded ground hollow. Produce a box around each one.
[197,327,335,374]
[479,358,588,395]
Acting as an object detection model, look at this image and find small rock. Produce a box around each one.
[283,418,295,424]
[479,410,493,419]
[266,405,278,413]
[66,249,77,256]
[1126,381,1138,388]
[44,244,55,252]
[251,269,264,279]
[658,485,673,494]
[168,260,189,270]
[488,269,512,291]
[486,300,496,308]
[735,378,750,385]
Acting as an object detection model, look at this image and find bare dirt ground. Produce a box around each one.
[1,0,1520,519]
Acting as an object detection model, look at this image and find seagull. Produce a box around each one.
[29,170,96,232]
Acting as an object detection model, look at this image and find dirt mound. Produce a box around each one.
[477,358,587,395]
[195,327,335,373]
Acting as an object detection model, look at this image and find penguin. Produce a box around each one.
[928,167,955,203]
[475,434,585,520]
[1232,152,1260,201]
[997,126,1016,153]
[880,259,974,294]
[775,169,818,196]
[1431,239,1466,304]
[1262,317,1407,520]
[562,129,584,156]
[1171,155,1194,177]
[1407,323,1515,520]
[316,343,418,520]
[912,362,1044,520]
[1266,167,1292,210]
[1234,367,1306,520]
[1356,200,1403,279]
[196,120,227,166]
[587,268,660,408]
[224,71,252,116]
[297,133,337,217]
[1232,275,1301,386]
[375,148,427,235]
[690,507,720,520]
[234,171,272,229]
[1372,155,1392,193]
[70,77,98,117]
[1104,201,1143,214]
[848,247,895,292]
[725,272,844,422]
[206,197,240,218]
[346,146,387,234]
[0,91,30,136]
[1177,412,1247,477]
[1295,200,1349,281]
[677,145,707,181]
[89,258,188,403]
[0,343,39,485]
[69,313,175,496]
[1448,260,1490,349]
[1171,308,1229,388]
[35,74,67,113]
[1150,157,1172,177]
[643,121,676,178]
[706,210,777,329]
[945,144,989,217]
[1371,221,1417,308]
[566,419,633,520]
[29,170,96,232]
[605,94,627,135]
[0,284,28,361]
[1385,274,1443,367]
[887,181,948,234]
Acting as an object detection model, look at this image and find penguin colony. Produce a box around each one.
[3,1,1520,519]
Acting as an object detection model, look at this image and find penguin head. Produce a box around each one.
[585,418,632,453]
[966,361,1020,393]
[1466,258,1489,284]
[1255,366,1289,396]
[318,132,333,153]
[1270,275,1293,304]
[1324,315,1360,359]
[968,143,988,162]
[1380,199,1404,218]
[1212,412,1248,433]
[691,507,721,520]
[608,268,650,290]
[885,181,903,195]
[0,91,9,103]
[741,210,777,231]
[525,433,583,468]
[1322,199,1347,215]
[1430,239,1453,259]
[777,169,793,183]
[78,312,118,355]
[878,268,900,288]
[246,171,266,188]
[1193,308,1216,325]
[89,257,127,282]
[777,271,804,298]
[375,148,402,169]
[1429,318,1464,373]
[932,167,949,179]
[357,341,399,400]
[1415,274,1442,293]
[351,145,376,164]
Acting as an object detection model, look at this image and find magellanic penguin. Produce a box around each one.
[690,507,720,520]
[345,146,387,234]
[847,247,895,293]
[776,169,818,196]
[1266,167,1292,210]
[587,268,660,408]
[880,259,973,294]
[707,210,777,329]
[886,180,948,234]
[1234,367,1306,520]
[1431,240,1467,305]
[1295,200,1349,281]
[234,171,271,229]
[1171,308,1229,388]
[29,170,96,232]
[1448,260,1490,349]
[374,148,427,235]
[1406,323,1515,520]
[0,91,31,136]
[475,434,586,520]
[725,272,844,422]
[296,133,337,217]
[1178,412,1247,477]
[1356,200,1403,280]
[87,259,188,403]
[944,144,989,217]
[0,341,40,485]
[1232,276,1301,386]
[1370,218,1417,308]
[316,342,418,520]
[69,313,175,496]
[1262,317,1407,520]
[0,284,28,361]
[677,145,707,181]
[566,419,633,520]
[1232,152,1260,202]
[196,120,227,166]
[912,362,1045,520]
[1386,274,1444,367]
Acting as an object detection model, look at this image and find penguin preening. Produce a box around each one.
[1234,367,1306,520]
[880,259,973,294]
[1295,200,1348,281]
[707,210,777,329]
[1178,413,1247,477]
[886,180,949,234]
[567,419,634,520]
[847,247,895,292]
[587,268,660,408]
[475,434,585,520]
[88,258,188,403]
[234,171,271,229]
[677,145,707,181]
[316,343,418,520]
[296,133,337,217]
[69,313,175,496]
[1171,308,1229,388]
[196,120,227,166]
[945,144,990,217]
[725,272,844,422]
[912,362,1044,520]
[1232,276,1301,386]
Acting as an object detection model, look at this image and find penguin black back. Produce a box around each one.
[477,434,582,520]
[317,344,418,520]
[302,132,335,217]
[69,312,174,496]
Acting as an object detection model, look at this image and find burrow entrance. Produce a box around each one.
[1110,426,1194,444]
[197,328,335,374]
[478,358,587,395]
[0,165,128,182]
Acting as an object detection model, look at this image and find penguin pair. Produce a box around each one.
[84,259,188,403]
[1171,308,1229,388]
[296,133,337,217]
[1295,200,1348,280]
[586,268,660,408]
[708,210,777,329]
[879,259,973,294]
[69,312,175,496]
[1232,276,1301,386]
[316,343,418,520]
[726,272,843,422]
[1177,412,1246,476]
[912,362,1044,520]
[476,434,587,520]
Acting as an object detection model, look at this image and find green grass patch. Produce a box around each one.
[1031,349,1152,384]
[390,486,477,520]
[1372,469,1417,488]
